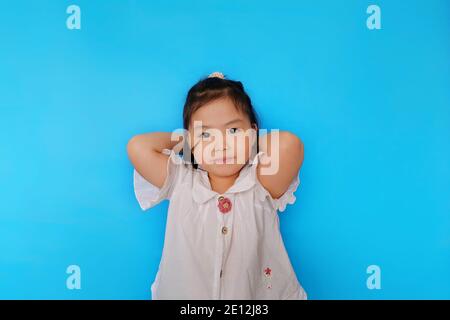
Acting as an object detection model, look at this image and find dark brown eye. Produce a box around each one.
[200,132,211,139]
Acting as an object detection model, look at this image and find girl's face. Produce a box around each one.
[188,97,257,177]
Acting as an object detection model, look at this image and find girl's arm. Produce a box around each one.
[257,131,304,199]
[127,132,182,189]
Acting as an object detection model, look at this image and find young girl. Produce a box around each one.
[127,72,307,300]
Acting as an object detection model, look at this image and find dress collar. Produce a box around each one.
[191,151,265,204]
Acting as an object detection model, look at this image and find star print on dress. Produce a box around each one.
[263,266,273,289]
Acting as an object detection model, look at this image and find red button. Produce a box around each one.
[217,196,232,214]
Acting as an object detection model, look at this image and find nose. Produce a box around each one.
[213,131,231,154]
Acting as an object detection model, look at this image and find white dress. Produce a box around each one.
[133,148,307,300]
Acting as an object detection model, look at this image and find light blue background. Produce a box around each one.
[1,0,449,299]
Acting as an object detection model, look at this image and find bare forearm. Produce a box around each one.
[126,131,184,188]
[257,130,304,198]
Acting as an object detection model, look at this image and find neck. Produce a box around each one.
[208,172,240,194]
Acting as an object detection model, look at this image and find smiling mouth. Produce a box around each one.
[213,156,236,164]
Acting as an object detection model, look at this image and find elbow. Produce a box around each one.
[126,135,142,159]
[280,131,304,167]
[280,131,303,152]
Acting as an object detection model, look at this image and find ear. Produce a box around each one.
[180,131,193,161]
[250,123,259,156]
[251,123,259,141]
[183,130,194,148]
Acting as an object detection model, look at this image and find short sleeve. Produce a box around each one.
[133,148,184,211]
[252,151,301,213]
[271,174,300,212]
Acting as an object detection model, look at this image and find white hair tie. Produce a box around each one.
[208,71,225,79]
